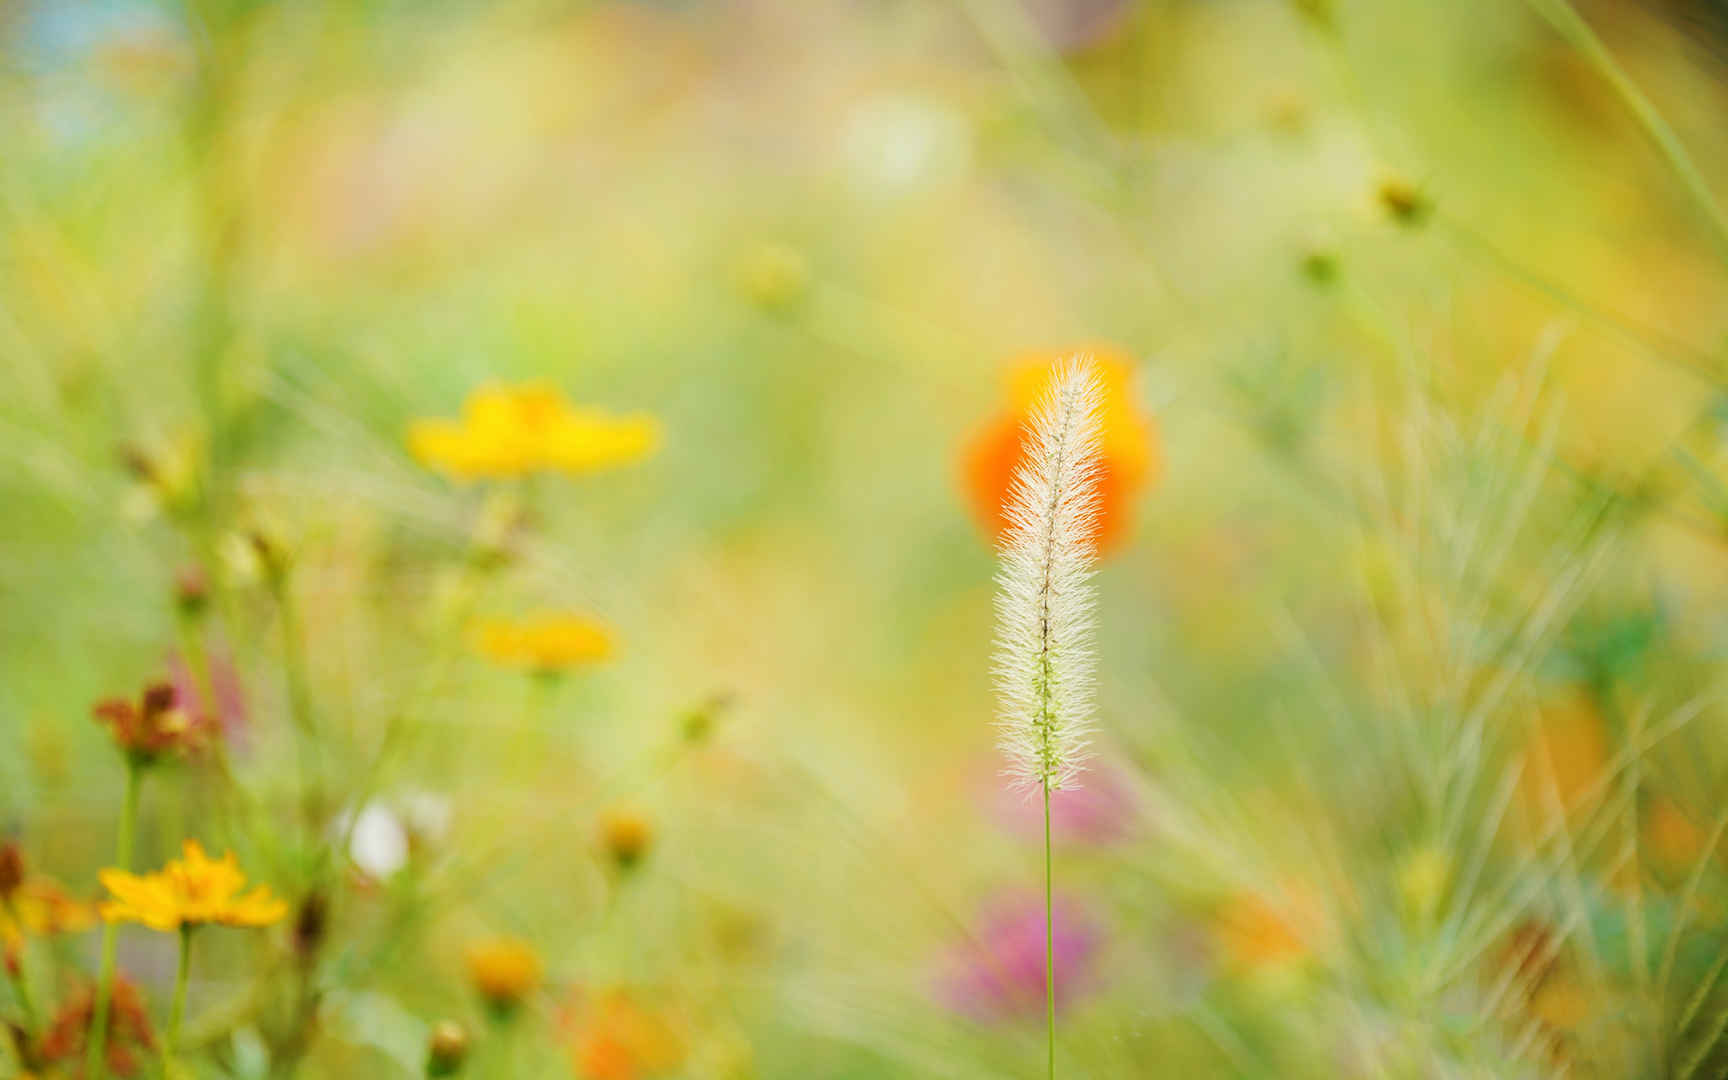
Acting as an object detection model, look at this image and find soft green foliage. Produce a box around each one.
[8,1,1728,1077]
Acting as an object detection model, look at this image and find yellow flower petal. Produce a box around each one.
[409,383,660,480]
[97,842,286,932]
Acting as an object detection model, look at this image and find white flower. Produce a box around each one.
[348,804,409,880]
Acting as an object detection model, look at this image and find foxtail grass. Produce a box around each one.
[993,358,1104,1078]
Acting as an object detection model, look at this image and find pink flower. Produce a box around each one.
[167,648,248,749]
[937,892,1105,1022]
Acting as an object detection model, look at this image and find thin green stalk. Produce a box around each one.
[87,762,142,1079]
[162,927,193,1075]
[1044,781,1055,1080]
[3,904,39,1032]
[1527,0,1728,264]
[270,572,322,835]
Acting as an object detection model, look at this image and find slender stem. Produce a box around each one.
[1044,780,1055,1080]
[163,926,193,1074]
[271,572,322,835]
[1527,0,1728,265]
[87,762,142,1079]
[2,908,39,1033]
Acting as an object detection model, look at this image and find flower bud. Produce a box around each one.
[425,1020,470,1076]
[679,692,734,745]
[174,566,209,620]
[600,812,653,872]
[1378,177,1431,227]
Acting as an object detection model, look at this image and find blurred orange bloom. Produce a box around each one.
[1214,892,1310,973]
[961,346,1157,556]
[1518,691,1610,826]
[35,976,155,1077]
[566,990,685,1080]
[408,382,660,481]
[0,866,95,953]
[1644,796,1711,880]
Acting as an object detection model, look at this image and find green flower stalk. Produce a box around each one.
[87,761,142,1080]
[993,358,1105,1078]
[162,926,193,1075]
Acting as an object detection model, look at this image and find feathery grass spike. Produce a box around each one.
[995,357,1104,794]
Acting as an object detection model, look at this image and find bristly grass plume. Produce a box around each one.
[995,359,1104,795]
[993,357,1105,1079]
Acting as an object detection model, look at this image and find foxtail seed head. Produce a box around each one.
[994,358,1105,792]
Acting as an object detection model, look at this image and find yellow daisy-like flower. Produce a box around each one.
[474,614,615,674]
[408,382,660,481]
[98,840,288,933]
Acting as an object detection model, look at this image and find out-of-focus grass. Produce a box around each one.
[9,0,1728,1076]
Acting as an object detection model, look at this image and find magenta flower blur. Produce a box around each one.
[168,648,249,747]
[988,760,1140,846]
[937,891,1104,1022]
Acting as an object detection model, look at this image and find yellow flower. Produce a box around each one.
[408,382,660,481]
[475,614,615,674]
[99,840,288,932]
[464,936,543,1009]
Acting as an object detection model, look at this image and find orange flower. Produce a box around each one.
[1645,796,1711,880]
[1214,893,1309,973]
[2,877,96,950]
[1518,691,1610,827]
[575,1032,636,1080]
[961,346,1157,556]
[565,990,684,1080]
[35,976,155,1077]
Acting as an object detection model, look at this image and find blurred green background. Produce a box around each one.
[10,0,1728,1076]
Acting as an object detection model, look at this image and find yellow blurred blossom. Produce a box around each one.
[465,935,543,1010]
[599,812,653,871]
[99,840,288,932]
[1395,845,1453,930]
[732,242,810,313]
[475,614,615,673]
[408,382,660,480]
[1518,692,1610,828]
[1,879,96,951]
[1644,796,1712,882]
